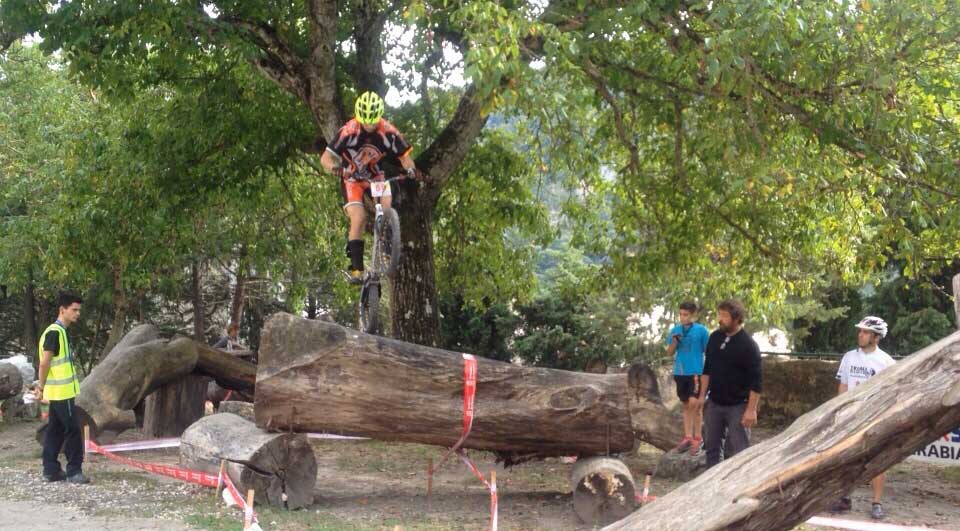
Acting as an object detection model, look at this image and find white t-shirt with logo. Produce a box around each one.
[836,348,896,389]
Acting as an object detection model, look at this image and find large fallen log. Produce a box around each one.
[255,313,681,460]
[0,362,23,400]
[604,330,960,531]
[180,413,316,509]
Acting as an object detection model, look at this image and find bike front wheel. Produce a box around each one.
[376,207,402,278]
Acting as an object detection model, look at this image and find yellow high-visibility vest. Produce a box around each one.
[39,323,79,401]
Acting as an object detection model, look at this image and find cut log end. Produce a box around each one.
[180,413,316,509]
[571,457,637,526]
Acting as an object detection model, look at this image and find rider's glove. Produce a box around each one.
[404,167,418,180]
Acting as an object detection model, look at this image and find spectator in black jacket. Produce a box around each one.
[695,299,762,468]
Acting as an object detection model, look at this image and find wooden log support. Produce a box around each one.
[604,331,960,531]
[180,413,317,509]
[254,313,681,461]
[571,456,636,526]
[217,400,255,422]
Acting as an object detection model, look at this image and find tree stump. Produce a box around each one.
[0,362,23,400]
[142,374,208,437]
[180,413,316,509]
[571,456,637,526]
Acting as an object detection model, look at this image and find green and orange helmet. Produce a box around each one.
[355,91,385,125]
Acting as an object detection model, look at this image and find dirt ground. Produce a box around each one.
[1,418,958,531]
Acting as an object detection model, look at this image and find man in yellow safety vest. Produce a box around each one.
[35,292,90,484]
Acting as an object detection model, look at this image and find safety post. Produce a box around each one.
[243,489,256,530]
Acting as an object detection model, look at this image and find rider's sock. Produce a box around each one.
[347,239,364,271]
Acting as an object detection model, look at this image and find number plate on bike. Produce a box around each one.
[371,180,391,198]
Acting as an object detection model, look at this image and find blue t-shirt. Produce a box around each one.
[666,323,709,375]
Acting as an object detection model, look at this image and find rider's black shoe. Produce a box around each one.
[348,269,364,285]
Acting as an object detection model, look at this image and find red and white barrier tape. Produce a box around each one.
[456,450,498,531]
[806,516,947,531]
[86,440,220,487]
[222,470,260,529]
[429,354,478,473]
[306,433,370,440]
[97,438,181,453]
[426,354,497,530]
[86,440,260,529]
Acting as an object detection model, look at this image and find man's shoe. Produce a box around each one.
[347,269,363,285]
[66,472,91,484]
[689,436,703,456]
[43,471,66,482]
[871,503,885,520]
[829,497,852,513]
[675,436,693,452]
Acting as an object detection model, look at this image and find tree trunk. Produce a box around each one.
[0,362,23,400]
[255,313,680,461]
[391,195,440,346]
[22,274,37,365]
[571,457,637,526]
[192,258,205,341]
[99,265,128,361]
[603,330,960,531]
[953,273,960,329]
[230,249,248,326]
[180,413,317,509]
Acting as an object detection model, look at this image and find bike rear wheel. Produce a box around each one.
[359,282,380,335]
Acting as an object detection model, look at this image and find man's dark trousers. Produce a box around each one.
[43,397,84,477]
[704,399,750,468]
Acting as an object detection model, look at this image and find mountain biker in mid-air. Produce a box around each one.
[320,91,419,284]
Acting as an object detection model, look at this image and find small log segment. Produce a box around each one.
[180,413,316,509]
[571,456,637,526]
[255,313,681,462]
[604,331,960,531]
[217,400,255,422]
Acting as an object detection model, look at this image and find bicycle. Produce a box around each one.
[357,176,404,335]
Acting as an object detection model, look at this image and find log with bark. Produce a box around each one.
[603,330,960,531]
[255,313,681,462]
[180,413,316,509]
[0,362,23,400]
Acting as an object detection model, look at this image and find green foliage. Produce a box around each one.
[434,127,553,307]
[891,308,954,355]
